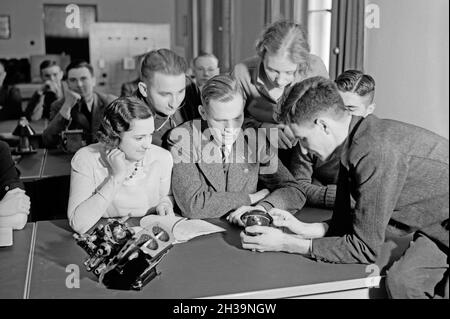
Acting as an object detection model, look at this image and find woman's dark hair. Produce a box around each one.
[97,97,154,147]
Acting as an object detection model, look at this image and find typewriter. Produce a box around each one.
[74,217,174,290]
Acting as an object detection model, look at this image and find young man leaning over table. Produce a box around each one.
[230,76,449,299]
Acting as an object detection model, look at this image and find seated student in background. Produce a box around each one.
[239,77,449,299]
[24,60,65,121]
[289,70,376,208]
[0,60,22,120]
[42,60,117,148]
[192,52,220,91]
[232,20,329,158]
[168,74,305,219]
[0,140,30,230]
[134,49,202,148]
[68,97,174,234]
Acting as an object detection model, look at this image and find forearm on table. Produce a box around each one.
[298,181,336,208]
[282,234,312,255]
[297,222,329,239]
[69,177,121,234]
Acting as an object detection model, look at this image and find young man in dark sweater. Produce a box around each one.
[134,49,201,149]
[288,70,377,208]
[235,76,449,299]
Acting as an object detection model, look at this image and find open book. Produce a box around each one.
[139,215,226,243]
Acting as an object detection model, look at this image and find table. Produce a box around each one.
[0,208,412,299]
[15,148,72,221]
[0,223,36,299]
[15,148,47,181]
[15,148,72,181]
[41,149,72,178]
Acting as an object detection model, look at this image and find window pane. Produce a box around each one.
[308,10,332,71]
[308,0,332,11]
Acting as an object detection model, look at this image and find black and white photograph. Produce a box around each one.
[0,0,448,306]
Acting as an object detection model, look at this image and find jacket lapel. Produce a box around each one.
[226,131,252,191]
[91,93,103,133]
[197,121,226,191]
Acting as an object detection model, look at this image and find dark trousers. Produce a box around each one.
[386,233,449,299]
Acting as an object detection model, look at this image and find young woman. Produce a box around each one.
[232,20,329,152]
[68,97,174,234]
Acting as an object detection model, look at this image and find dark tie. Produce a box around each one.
[221,146,230,173]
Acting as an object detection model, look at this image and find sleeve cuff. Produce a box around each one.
[324,184,337,208]
[258,201,274,212]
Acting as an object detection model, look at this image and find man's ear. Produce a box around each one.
[367,103,376,115]
[138,81,148,98]
[315,118,330,134]
[57,69,64,81]
[198,104,207,120]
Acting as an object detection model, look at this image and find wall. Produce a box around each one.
[232,0,265,65]
[0,0,175,58]
[365,0,449,138]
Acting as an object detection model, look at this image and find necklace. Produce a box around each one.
[127,160,144,180]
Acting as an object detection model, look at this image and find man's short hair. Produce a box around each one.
[193,52,219,68]
[140,48,187,83]
[277,76,347,125]
[66,60,94,76]
[335,70,376,103]
[39,60,60,72]
[201,74,242,109]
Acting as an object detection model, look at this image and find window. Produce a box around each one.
[307,0,332,71]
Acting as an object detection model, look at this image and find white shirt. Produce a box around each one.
[68,143,173,233]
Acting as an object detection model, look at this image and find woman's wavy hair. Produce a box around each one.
[256,20,311,74]
[97,97,154,148]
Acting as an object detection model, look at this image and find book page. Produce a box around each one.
[139,215,225,243]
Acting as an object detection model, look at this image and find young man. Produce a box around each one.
[336,70,376,117]
[42,60,116,148]
[167,74,304,219]
[289,70,377,208]
[24,60,64,121]
[134,49,201,148]
[192,53,220,91]
[0,141,30,232]
[237,76,449,299]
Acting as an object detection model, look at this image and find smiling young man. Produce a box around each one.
[239,76,449,299]
[134,49,201,148]
[167,74,304,219]
[42,60,116,148]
